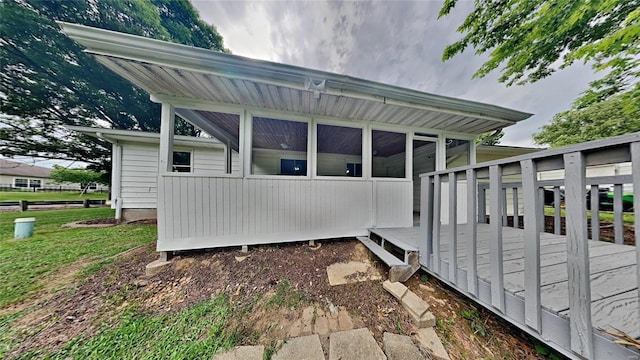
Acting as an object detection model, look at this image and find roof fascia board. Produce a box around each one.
[58,22,532,123]
[66,125,224,148]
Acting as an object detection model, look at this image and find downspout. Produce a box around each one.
[96,132,123,221]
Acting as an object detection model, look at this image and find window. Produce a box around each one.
[251,116,308,176]
[14,178,28,188]
[372,130,406,178]
[317,124,363,177]
[172,151,192,172]
[29,179,42,188]
[446,138,470,168]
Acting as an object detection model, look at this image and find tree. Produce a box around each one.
[476,130,504,145]
[0,0,227,169]
[533,86,640,147]
[439,0,639,145]
[49,165,108,190]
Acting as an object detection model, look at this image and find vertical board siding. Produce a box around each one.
[156,176,411,251]
[563,152,594,359]
[121,143,159,208]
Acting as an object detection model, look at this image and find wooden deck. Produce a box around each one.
[375,225,639,340]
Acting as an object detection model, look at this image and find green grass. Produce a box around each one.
[18,295,238,360]
[0,191,107,202]
[0,208,156,308]
[543,206,634,225]
[266,279,306,309]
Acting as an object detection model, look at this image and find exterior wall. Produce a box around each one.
[156,175,412,251]
[119,141,231,209]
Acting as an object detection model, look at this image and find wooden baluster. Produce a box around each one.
[466,169,478,297]
[564,152,593,359]
[521,159,541,332]
[590,185,600,241]
[613,184,623,244]
[513,187,519,228]
[554,186,561,235]
[432,174,442,274]
[449,172,458,283]
[489,165,505,312]
[420,175,434,269]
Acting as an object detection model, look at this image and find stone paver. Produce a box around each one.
[409,310,436,328]
[314,308,329,335]
[145,259,171,276]
[327,310,339,332]
[383,280,408,300]
[415,327,451,360]
[288,319,303,338]
[383,332,423,360]
[337,308,354,331]
[326,261,381,286]
[329,328,386,360]
[401,291,429,318]
[212,345,264,360]
[272,334,325,360]
[301,306,314,335]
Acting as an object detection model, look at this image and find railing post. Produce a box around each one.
[554,186,562,234]
[420,175,434,269]
[466,169,478,297]
[521,159,541,332]
[590,185,600,241]
[432,174,442,274]
[512,187,519,228]
[613,184,623,244]
[564,152,593,359]
[489,165,505,312]
[448,172,458,283]
[631,141,640,337]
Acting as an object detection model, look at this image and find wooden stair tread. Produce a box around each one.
[356,236,405,267]
[368,228,419,252]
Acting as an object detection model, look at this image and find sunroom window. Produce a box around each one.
[251,116,308,176]
[372,130,406,178]
[317,124,362,177]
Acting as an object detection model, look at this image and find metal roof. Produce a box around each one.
[66,126,224,148]
[59,22,533,135]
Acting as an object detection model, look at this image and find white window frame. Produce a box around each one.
[13,178,29,188]
[313,118,366,180]
[370,125,412,181]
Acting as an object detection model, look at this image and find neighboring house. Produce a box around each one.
[60,22,533,254]
[0,159,52,189]
[0,158,108,191]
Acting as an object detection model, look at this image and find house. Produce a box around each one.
[0,159,52,189]
[60,23,639,360]
[59,22,532,255]
[0,158,107,192]
[66,126,541,220]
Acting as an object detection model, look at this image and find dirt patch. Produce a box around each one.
[7,239,550,359]
[125,218,157,225]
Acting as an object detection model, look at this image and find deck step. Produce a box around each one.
[356,236,405,267]
[368,228,419,252]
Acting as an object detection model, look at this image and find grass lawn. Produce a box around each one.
[0,191,108,202]
[0,208,155,308]
[543,206,635,225]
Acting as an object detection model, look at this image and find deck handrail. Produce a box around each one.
[419,132,640,360]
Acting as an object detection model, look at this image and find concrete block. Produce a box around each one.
[145,259,171,276]
[383,332,423,360]
[272,334,324,360]
[213,345,264,360]
[329,328,386,360]
[401,291,429,318]
[409,310,436,328]
[383,280,408,300]
[415,327,451,360]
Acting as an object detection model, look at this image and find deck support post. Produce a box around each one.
[489,165,505,312]
[159,251,172,262]
[631,141,640,337]
[564,152,594,359]
[158,103,175,173]
[466,169,478,296]
[448,172,458,283]
[521,159,542,332]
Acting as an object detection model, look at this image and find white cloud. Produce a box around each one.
[191,0,597,147]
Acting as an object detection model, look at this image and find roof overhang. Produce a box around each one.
[67,126,224,149]
[59,22,533,135]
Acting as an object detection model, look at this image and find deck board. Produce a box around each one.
[374,224,639,339]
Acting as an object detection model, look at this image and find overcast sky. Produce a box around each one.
[191,0,597,147]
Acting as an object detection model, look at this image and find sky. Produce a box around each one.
[191,0,598,148]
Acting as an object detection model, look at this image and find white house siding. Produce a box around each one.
[119,142,229,209]
[156,175,413,251]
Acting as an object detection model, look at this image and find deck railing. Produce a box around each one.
[419,132,640,359]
